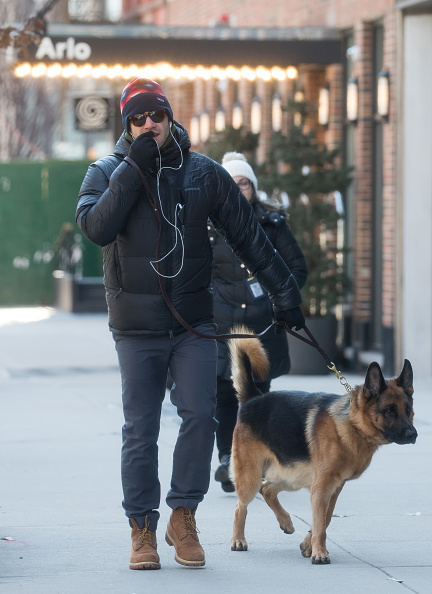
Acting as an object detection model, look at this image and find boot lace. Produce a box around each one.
[183,508,200,536]
[137,516,153,545]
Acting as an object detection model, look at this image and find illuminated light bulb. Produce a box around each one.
[286,67,298,79]
[210,66,222,79]
[271,67,286,81]
[77,64,93,78]
[190,115,200,145]
[226,66,240,80]
[62,64,78,78]
[32,63,47,77]
[92,64,107,78]
[109,64,123,78]
[15,62,31,77]
[200,111,210,142]
[232,102,243,129]
[47,63,62,77]
[215,107,225,132]
[122,65,138,79]
[272,94,282,132]
[250,97,261,134]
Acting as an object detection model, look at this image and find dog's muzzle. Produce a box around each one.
[385,425,418,445]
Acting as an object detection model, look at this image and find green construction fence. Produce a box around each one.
[0,160,102,306]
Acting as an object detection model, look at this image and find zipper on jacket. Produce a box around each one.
[169,330,174,338]
[113,288,123,299]
[113,243,123,289]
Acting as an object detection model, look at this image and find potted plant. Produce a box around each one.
[259,99,353,373]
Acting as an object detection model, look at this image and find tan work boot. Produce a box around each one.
[129,517,161,570]
[165,506,205,567]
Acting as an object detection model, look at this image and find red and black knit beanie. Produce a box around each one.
[120,78,173,131]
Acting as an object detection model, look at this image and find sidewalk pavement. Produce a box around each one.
[1,308,431,594]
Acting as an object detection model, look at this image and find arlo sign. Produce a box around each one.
[35,37,92,61]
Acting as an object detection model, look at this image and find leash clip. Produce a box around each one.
[327,362,354,400]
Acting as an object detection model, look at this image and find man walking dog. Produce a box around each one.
[76,78,305,570]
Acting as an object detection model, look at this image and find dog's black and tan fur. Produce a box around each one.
[228,326,417,564]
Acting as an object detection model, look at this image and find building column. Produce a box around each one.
[256,79,272,164]
[381,11,398,373]
[238,78,253,133]
[326,64,344,151]
[221,79,236,129]
[351,22,374,355]
[401,13,432,377]
[302,67,326,142]
[275,77,294,136]
[205,79,218,138]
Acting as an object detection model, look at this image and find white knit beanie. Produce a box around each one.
[221,152,258,191]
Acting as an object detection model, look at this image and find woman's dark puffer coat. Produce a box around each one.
[209,201,308,379]
[76,123,302,336]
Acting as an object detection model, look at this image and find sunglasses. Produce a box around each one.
[236,178,251,189]
[129,110,167,127]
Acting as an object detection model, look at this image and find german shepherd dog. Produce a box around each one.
[228,327,417,564]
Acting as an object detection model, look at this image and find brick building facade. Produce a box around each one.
[10,0,431,375]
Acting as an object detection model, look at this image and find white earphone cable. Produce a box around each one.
[149,126,185,279]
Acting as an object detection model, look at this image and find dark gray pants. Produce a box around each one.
[113,323,218,530]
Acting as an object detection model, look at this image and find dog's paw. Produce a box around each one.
[279,519,295,534]
[311,553,331,565]
[231,538,248,551]
[300,532,312,557]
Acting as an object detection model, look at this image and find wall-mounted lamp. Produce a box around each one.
[346,77,359,123]
[250,97,262,134]
[271,93,282,132]
[346,45,361,62]
[377,70,390,120]
[293,90,305,126]
[215,106,226,132]
[232,101,243,129]
[318,84,330,126]
[200,111,210,142]
[190,115,200,145]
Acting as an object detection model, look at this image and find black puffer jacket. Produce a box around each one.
[209,202,308,379]
[76,124,302,335]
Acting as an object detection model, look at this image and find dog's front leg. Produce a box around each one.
[260,481,295,534]
[231,500,249,551]
[325,483,344,526]
[309,481,335,564]
[300,484,344,562]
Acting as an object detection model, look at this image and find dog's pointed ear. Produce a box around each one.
[365,362,386,397]
[396,359,414,394]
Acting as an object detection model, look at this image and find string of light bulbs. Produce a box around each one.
[14,61,298,81]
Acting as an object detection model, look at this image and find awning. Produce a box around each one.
[395,0,432,9]
[21,23,342,67]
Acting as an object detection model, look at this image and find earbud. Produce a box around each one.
[169,122,172,128]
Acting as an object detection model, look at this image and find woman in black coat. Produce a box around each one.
[210,152,308,492]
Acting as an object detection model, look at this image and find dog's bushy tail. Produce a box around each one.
[228,325,270,406]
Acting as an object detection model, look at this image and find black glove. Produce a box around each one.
[275,306,306,331]
[128,131,158,172]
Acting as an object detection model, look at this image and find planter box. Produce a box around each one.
[287,315,337,375]
[54,271,107,313]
